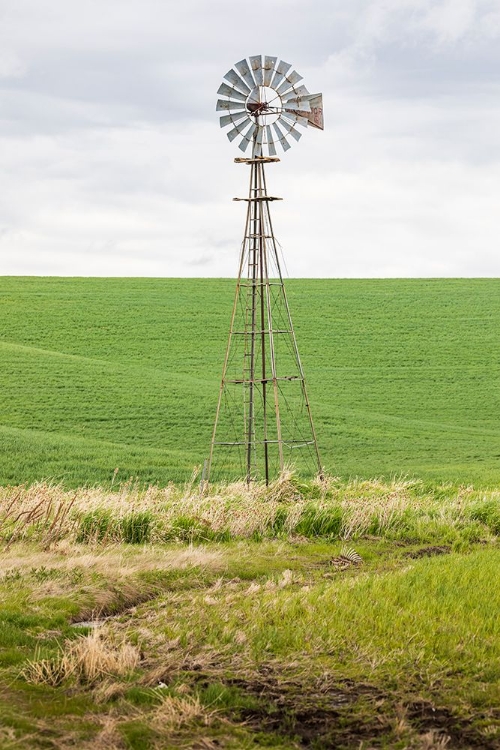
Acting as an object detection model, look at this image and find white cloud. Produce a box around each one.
[417,0,477,44]
[0,0,499,277]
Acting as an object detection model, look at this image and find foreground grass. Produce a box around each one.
[1,277,500,487]
[2,474,500,548]
[0,477,499,748]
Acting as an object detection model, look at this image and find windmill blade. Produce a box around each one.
[280,110,309,128]
[283,98,311,113]
[227,116,251,141]
[217,83,247,102]
[283,84,309,100]
[280,119,302,142]
[276,69,303,96]
[235,59,256,90]
[246,86,260,105]
[216,99,247,112]
[253,128,264,158]
[238,121,257,152]
[219,111,249,128]
[227,126,241,142]
[223,68,251,95]
[266,125,277,157]
[270,60,292,89]
[249,55,263,86]
[263,56,277,86]
[267,140,277,157]
[272,122,291,152]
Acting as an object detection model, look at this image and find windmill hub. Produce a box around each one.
[246,86,282,124]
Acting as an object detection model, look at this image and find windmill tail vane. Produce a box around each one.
[206,55,324,487]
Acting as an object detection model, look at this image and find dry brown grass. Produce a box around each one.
[152,695,218,729]
[0,473,498,546]
[417,730,451,749]
[23,629,140,686]
[0,544,222,580]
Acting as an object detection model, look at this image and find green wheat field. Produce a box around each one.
[1,276,499,487]
[0,277,499,749]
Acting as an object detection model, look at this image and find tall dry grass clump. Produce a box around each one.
[1,472,499,546]
[152,695,218,730]
[23,630,140,687]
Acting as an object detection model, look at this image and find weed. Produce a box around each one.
[77,510,113,543]
[469,499,500,535]
[121,512,153,544]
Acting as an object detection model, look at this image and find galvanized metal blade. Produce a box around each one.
[216,99,247,112]
[266,125,277,157]
[270,60,292,89]
[283,98,311,113]
[280,119,302,142]
[217,83,247,102]
[249,55,263,86]
[263,56,277,86]
[219,111,249,129]
[223,68,251,95]
[238,121,257,152]
[276,69,303,96]
[283,84,310,100]
[227,118,251,141]
[227,127,240,142]
[272,121,291,152]
[235,59,256,90]
[280,110,309,128]
[247,86,260,105]
[253,129,264,157]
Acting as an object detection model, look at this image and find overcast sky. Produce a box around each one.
[0,0,499,277]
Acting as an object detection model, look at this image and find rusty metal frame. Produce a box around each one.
[206,143,322,486]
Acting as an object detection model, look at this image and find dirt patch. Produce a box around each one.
[222,671,389,747]
[405,546,451,559]
[406,700,500,750]
[212,669,496,749]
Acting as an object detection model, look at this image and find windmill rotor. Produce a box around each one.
[216,55,324,157]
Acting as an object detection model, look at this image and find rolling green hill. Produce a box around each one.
[0,277,499,487]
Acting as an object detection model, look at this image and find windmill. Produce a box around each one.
[206,55,324,486]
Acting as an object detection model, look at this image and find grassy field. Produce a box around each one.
[2,279,499,748]
[0,476,499,748]
[0,276,499,487]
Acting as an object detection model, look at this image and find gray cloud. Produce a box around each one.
[0,0,499,277]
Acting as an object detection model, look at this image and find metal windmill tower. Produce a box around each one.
[206,55,324,485]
